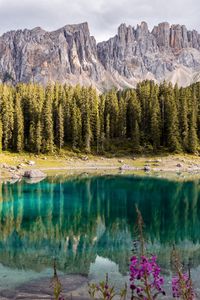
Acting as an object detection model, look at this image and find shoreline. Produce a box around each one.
[1,152,200,181]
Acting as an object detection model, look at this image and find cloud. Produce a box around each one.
[0,0,199,42]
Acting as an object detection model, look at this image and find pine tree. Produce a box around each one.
[179,89,189,151]
[13,92,24,152]
[125,89,141,151]
[150,88,161,150]
[162,84,181,152]
[132,120,140,152]
[42,85,54,153]
[0,119,2,153]
[0,81,199,155]
[118,96,127,139]
[99,95,106,153]
[89,88,100,153]
[35,120,42,154]
[188,108,198,153]
[105,90,119,138]
[106,113,110,141]
[56,103,64,151]
[85,117,92,153]
[71,105,82,149]
[1,86,14,150]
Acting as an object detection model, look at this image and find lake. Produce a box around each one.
[0,174,200,294]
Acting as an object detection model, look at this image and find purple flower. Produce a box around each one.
[172,273,194,299]
[129,255,165,299]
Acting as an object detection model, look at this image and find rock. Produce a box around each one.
[2,163,9,169]
[0,21,199,89]
[144,166,151,171]
[9,166,17,171]
[152,22,170,49]
[81,156,89,161]
[176,163,182,168]
[97,21,200,87]
[18,163,26,168]
[119,164,135,170]
[154,159,162,163]
[24,177,46,184]
[23,170,46,178]
[27,160,36,166]
[12,174,21,180]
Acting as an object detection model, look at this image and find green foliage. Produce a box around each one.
[0,119,2,152]
[13,92,24,152]
[0,81,199,154]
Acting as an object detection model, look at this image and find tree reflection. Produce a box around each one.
[0,175,200,274]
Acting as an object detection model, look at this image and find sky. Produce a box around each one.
[0,0,199,42]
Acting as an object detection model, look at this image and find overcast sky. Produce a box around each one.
[0,0,199,42]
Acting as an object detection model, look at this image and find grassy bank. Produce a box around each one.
[1,151,200,181]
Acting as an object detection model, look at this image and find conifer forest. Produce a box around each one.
[0,80,200,155]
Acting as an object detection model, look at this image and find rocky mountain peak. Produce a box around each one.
[136,21,149,37]
[0,21,200,90]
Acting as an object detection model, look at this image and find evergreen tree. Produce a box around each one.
[179,89,189,151]
[71,105,82,149]
[0,81,199,155]
[162,84,181,152]
[0,119,2,153]
[1,86,14,150]
[150,87,161,150]
[42,85,54,152]
[35,120,42,154]
[132,120,140,152]
[13,92,24,152]
[118,96,127,139]
[188,108,198,153]
[56,103,64,150]
[89,88,100,153]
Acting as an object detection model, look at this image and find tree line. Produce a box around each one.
[0,80,200,154]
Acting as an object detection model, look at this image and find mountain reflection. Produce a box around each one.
[0,175,200,274]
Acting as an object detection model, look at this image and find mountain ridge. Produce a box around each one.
[0,21,200,90]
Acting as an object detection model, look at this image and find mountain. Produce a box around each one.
[0,21,200,90]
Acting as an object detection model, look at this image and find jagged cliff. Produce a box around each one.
[0,21,200,90]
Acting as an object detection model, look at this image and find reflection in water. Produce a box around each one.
[0,175,200,280]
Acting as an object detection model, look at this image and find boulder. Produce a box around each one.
[144,166,151,171]
[27,160,36,166]
[17,163,26,169]
[119,164,137,171]
[23,170,46,178]
[176,163,182,168]
[81,156,89,161]
[12,174,21,180]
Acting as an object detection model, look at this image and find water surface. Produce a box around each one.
[0,175,200,290]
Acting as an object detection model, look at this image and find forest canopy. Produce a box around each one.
[0,80,200,154]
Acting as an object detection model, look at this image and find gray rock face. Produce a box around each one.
[97,22,200,86]
[0,21,200,90]
[0,22,104,87]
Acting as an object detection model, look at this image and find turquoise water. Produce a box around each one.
[0,175,200,289]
